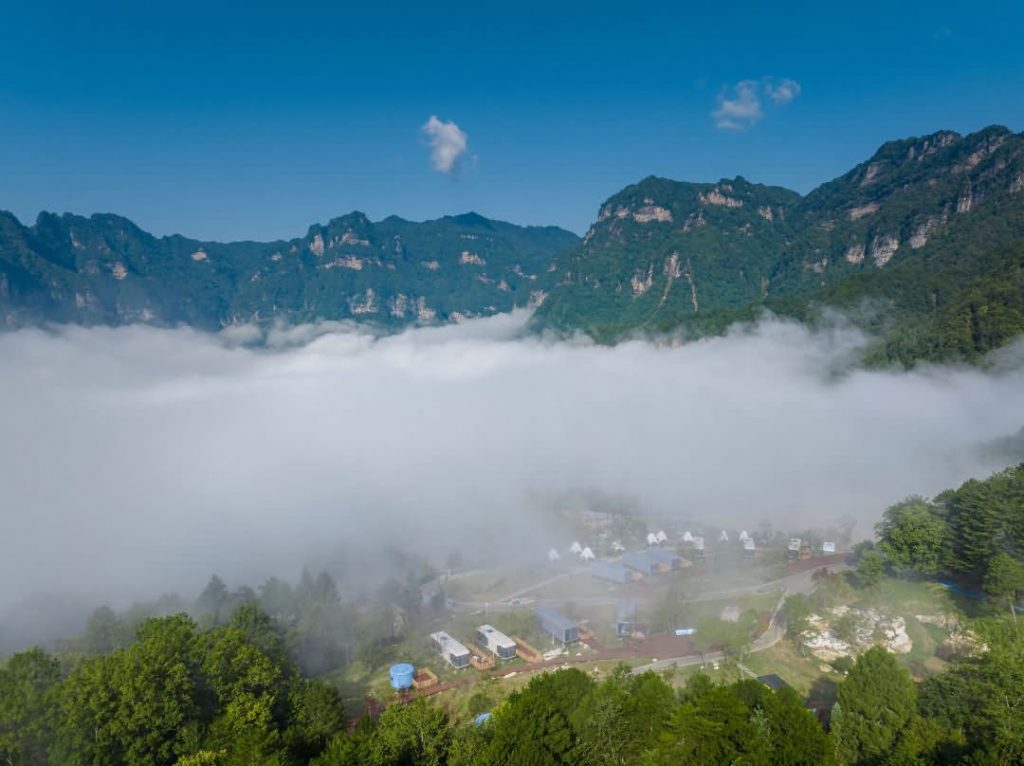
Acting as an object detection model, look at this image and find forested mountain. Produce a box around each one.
[536,125,1024,364]
[0,210,578,330]
[4,125,1024,365]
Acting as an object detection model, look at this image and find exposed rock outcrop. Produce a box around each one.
[698,189,743,208]
[849,202,879,221]
[870,235,900,267]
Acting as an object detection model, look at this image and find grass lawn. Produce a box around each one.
[744,640,843,701]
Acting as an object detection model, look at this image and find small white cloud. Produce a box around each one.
[712,77,800,130]
[765,77,801,105]
[712,80,763,130]
[421,115,469,174]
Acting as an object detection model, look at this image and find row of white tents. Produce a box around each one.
[549,542,596,562]
[553,526,817,564]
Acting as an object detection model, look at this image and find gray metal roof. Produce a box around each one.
[645,547,680,565]
[591,560,633,581]
[622,550,660,572]
[535,607,577,632]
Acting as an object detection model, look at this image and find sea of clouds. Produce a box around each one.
[2,310,1023,617]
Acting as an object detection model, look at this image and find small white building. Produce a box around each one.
[430,631,470,668]
[477,624,517,660]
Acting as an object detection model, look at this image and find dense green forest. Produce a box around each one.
[6,616,1024,765]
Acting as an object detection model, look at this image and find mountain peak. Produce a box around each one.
[446,212,493,228]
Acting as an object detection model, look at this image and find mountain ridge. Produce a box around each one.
[0,209,579,330]
[3,124,1024,366]
[535,125,1024,364]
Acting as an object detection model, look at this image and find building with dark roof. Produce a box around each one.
[756,673,790,691]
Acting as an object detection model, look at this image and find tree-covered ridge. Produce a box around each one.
[536,126,1024,362]
[0,210,578,330]
[536,174,802,337]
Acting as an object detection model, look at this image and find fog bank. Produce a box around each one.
[2,311,1023,611]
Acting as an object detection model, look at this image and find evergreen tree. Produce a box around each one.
[984,553,1024,622]
[834,647,916,765]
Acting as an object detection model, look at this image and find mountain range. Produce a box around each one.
[536,124,1024,365]
[0,211,577,330]
[3,125,1024,365]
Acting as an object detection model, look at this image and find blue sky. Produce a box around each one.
[2,0,1023,240]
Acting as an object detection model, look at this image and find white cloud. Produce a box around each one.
[713,80,763,130]
[421,115,469,174]
[765,77,802,105]
[713,77,801,130]
[1,312,1022,631]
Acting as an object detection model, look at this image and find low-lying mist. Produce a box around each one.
[2,311,1023,630]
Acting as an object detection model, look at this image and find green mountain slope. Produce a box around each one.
[0,210,578,330]
[535,175,802,336]
[536,125,1024,362]
[5,125,1024,364]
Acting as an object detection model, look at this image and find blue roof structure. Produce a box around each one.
[621,550,660,575]
[592,560,633,584]
[536,607,579,643]
[645,547,681,569]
